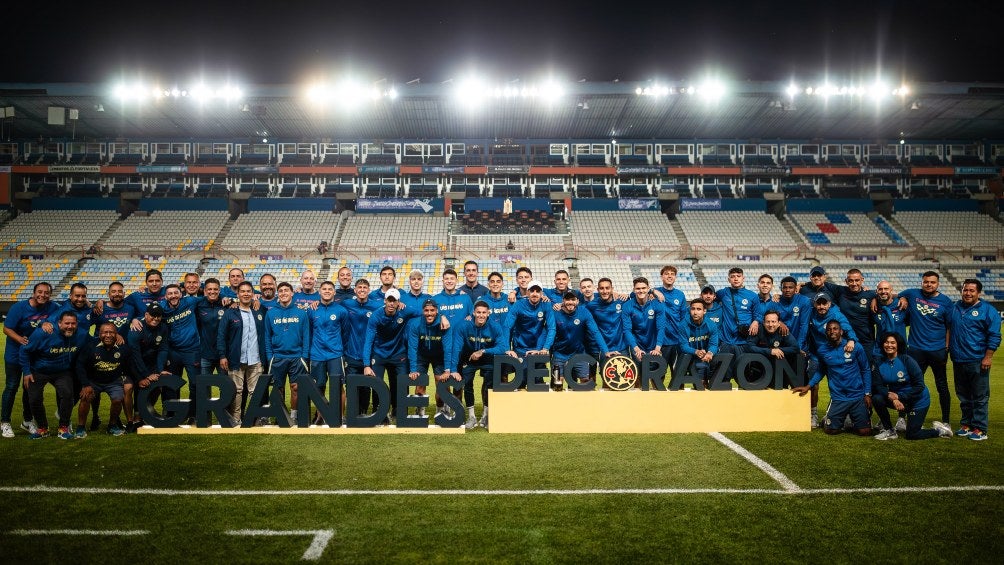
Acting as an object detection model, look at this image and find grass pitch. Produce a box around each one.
[2,342,1002,563]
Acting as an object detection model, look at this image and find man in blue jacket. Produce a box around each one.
[265,282,311,424]
[552,292,610,391]
[160,284,202,420]
[20,312,87,439]
[309,281,349,424]
[342,279,382,414]
[715,268,759,382]
[407,299,456,423]
[503,280,556,359]
[127,302,171,431]
[363,288,409,424]
[585,278,632,358]
[679,299,719,387]
[434,268,474,325]
[623,277,666,365]
[747,311,800,389]
[194,278,228,376]
[218,281,267,427]
[2,282,59,438]
[454,300,510,429]
[947,279,1001,441]
[793,320,872,436]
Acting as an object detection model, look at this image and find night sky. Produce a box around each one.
[3,0,1002,85]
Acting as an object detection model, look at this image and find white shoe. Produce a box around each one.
[810,413,819,429]
[875,429,898,441]
[1,422,13,438]
[895,417,907,433]
[933,421,953,438]
[21,420,37,435]
[464,415,477,430]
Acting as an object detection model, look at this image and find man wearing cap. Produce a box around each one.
[308,280,350,424]
[623,277,666,370]
[897,271,955,426]
[126,301,171,430]
[459,261,489,303]
[552,291,611,391]
[700,284,724,328]
[793,320,872,436]
[502,279,556,367]
[407,299,457,423]
[800,266,844,302]
[435,268,475,327]
[874,280,908,357]
[806,291,858,428]
[454,300,510,428]
[265,282,311,424]
[363,288,409,424]
[218,281,267,427]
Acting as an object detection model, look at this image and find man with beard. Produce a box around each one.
[835,269,877,360]
[407,300,456,423]
[454,300,509,429]
[551,291,611,391]
[74,323,134,437]
[159,284,202,421]
[947,279,1000,441]
[342,279,383,415]
[294,270,320,308]
[2,282,59,438]
[258,273,278,309]
[897,271,954,426]
[20,312,88,439]
[127,302,171,431]
[363,289,409,424]
[94,281,136,339]
[125,269,166,313]
[195,278,228,377]
[502,279,556,363]
[793,320,872,437]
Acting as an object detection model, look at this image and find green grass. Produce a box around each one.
[2,342,1003,563]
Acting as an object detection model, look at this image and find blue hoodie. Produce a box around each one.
[659,287,688,346]
[807,305,858,353]
[19,327,87,375]
[715,286,759,345]
[407,315,455,372]
[481,292,511,320]
[453,318,510,364]
[552,306,608,361]
[161,295,201,352]
[342,296,383,361]
[585,297,632,353]
[808,340,871,402]
[4,298,60,363]
[363,306,409,363]
[503,297,556,354]
[622,296,666,352]
[264,301,310,359]
[680,317,720,356]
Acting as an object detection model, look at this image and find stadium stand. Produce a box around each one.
[204,258,323,287]
[66,258,200,299]
[458,210,556,235]
[678,211,799,247]
[788,212,906,246]
[569,211,679,251]
[893,211,1004,249]
[0,258,76,301]
[220,210,342,252]
[102,210,228,251]
[338,213,449,251]
[944,262,1004,300]
[0,209,118,251]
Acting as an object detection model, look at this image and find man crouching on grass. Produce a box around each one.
[792,320,872,436]
[74,323,134,437]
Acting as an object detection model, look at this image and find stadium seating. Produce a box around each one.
[678,211,799,248]
[338,214,449,251]
[893,211,1004,249]
[569,211,679,251]
[220,210,341,252]
[67,258,201,300]
[204,258,323,287]
[944,262,1004,300]
[821,261,962,300]
[0,209,118,251]
[102,210,228,251]
[788,212,905,246]
[459,210,556,235]
[0,258,76,301]
[153,154,187,165]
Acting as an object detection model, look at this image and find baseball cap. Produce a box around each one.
[701,284,716,294]
[146,302,164,317]
[809,266,826,277]
[384,288,401,301]
[813,292,832,304]
[422,298,438,309]
[528,280,544,291]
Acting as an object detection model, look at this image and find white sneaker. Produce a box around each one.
[933,421,953,438]
[810,413,819,429]
[1,422,13,438]
[21,420,37,435]
[895,417,907,433]
[875,429,898,441]
[464,415,477,430]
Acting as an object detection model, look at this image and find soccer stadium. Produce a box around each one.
[2,24,1003,564]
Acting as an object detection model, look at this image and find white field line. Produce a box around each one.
[227,529,333,561]
[708,431,802,492]
[9,529,149,535]
[2,485,1003,496]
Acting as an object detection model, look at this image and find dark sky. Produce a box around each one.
[4,0,1002,85]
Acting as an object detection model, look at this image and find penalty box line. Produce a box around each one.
[3,485,1003,496]
[707,432,802,492]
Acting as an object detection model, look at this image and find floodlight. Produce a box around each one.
[455,76,489,107]
[539,80,564,102]
[785,84,799,97]
[698,80,725,102]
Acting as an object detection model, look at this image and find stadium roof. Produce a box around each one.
[2,81,1003,142]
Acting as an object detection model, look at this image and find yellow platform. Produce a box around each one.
[488,389,810,433]
[138,425,465,435]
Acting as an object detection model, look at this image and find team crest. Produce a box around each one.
[113,352,121,359]
[615,304,622,312]
[897,370,905,381]
[673,299,680,305]
[573,319,580,325]
[860,299,867,306]
[741,299,749,305]
[257,314,263,320]
[218,309,225,316]
[537,311,544,318]
[972,311,979,317]
[793,307,800,313]
[397,318,404,324]
[773,341,779,347]
[155,336,162,343]
[601,355,638,391]
[330,314,337,320]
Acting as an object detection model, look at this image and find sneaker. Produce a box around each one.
[874,429,898,441]
[73,426,87,439]
[107,426,125,437]
[29,427,48,440]
[1,422,13,438]
[933,421,953,438]
[20,420,37,435]
[810,413,819,429]
[895,417,907,433]
[955,425,971,437]
[477,415,487,429]
[464,415,477,430]
[57,426,73,440]
[125,421,139,434]
[968,429,988,441]
[89,414,102,432]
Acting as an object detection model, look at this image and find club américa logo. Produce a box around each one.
[601,355,638,391]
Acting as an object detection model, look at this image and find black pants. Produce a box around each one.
[908,348,949,422]
[27,370,73,430]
